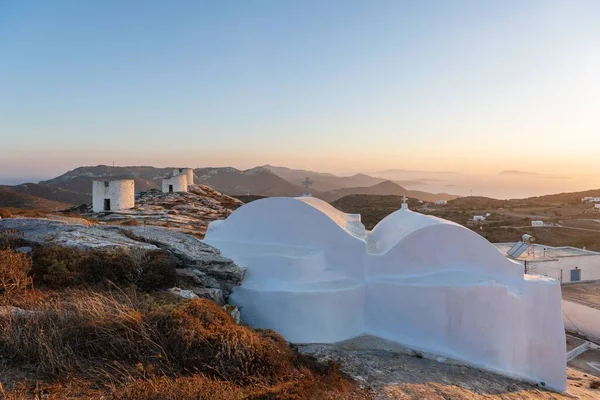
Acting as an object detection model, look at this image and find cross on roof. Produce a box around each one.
[303,177,313,196]
[401,195,409,210]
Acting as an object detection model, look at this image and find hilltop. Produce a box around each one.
[66,184,242,237]
[0,165,458,210]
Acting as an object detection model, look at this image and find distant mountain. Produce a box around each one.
[0,165,456,210]
[318,180,457,203]
[41,165,167,195]
[195,166,306,196]
[40,165,308,199]
[0,186,71,210]
[9,183,91,205]
[261,165,337,181]
[263,165,385,192]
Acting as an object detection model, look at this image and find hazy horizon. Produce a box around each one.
[4,162,600,200]
[2,1,599,198]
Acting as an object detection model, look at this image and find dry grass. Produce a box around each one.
[120,218,141,226]
[0,250,32,300]
[0,248,365,399]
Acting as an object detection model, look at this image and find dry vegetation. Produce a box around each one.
[332,194,600,251]
[0,241,366,399]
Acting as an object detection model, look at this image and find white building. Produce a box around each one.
[173,168,194,186]
[595,204,600,210]
[495,242,600,283]
[582,197,600,203]
[162,173,188,193]
[531,220,544,227]
[473,215,486,223]
[206,197,566,391]
[434,200,447,205]
[92,180,135,212]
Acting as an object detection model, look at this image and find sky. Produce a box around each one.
[1,1,600,194]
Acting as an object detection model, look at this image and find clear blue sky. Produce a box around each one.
[1,0,599,183]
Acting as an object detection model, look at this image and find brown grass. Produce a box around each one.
[0,248,365,399]
[120,218,141,226]
[0,250,32,300]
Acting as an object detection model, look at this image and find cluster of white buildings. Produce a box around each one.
[582,196,600,203]
[162,168,194,194]
[495,241,600,283]
[91,167,194,212]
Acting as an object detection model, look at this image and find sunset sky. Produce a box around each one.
[1,1,600,195]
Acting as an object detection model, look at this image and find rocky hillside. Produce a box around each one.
[0,217,245,303]
[68,184,242,238]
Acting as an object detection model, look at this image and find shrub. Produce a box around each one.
[30,246,176,291]
[120,375,246,400]
[149,299,298,384]
[0,208,12,219]
[0,249,32,298]
[0,290,154,375]
[0,229,24,249]
[0,294,365,399]
[31,246,84,288]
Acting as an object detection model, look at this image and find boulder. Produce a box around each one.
[192,287,225,305]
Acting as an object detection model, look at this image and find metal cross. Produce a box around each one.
[303,177,313,196]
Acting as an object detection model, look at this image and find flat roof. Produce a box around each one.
[494,243,600,261]
[562,281,600,310]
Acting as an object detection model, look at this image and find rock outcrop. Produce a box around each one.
[0,217,245,298]
[65,184,242,237]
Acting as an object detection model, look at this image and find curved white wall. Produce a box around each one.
[562,300,600,343]
[162,174,188,193]
[92,180,135,212]
[205,198,567,391]
[173,168,194,185]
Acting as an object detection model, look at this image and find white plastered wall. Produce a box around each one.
[173,168,194,185]
[92,180,135,212]
[204,198,567,391]
[528,256,600,283]
[162,174,188,193]
[562,300,600,343]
